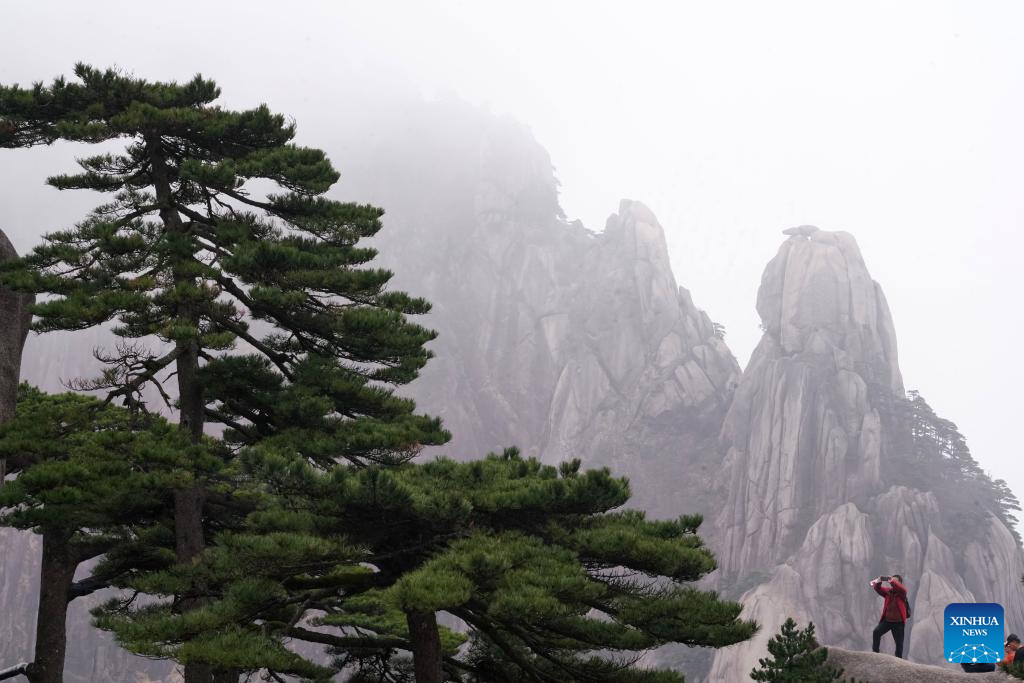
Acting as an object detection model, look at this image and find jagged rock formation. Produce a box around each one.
[345,99,739,516]
[708,229,1024,682]
[717,229,901,575]
[824,646,1014,682]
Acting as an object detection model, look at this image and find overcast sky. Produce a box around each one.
[2,1,1023,511]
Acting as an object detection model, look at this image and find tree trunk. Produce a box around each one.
[28,532,76,683]
[173,342,206,564]
[150,140,212,683]
[174,316,210,683]
[406,611,443,683]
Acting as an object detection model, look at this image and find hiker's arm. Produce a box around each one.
[889,578,907,597]
[870,578,889,596]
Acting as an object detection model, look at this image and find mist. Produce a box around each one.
[3,1,1022,502]
[1,3,1022,681]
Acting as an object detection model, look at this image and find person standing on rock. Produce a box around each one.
[870,574,909,658]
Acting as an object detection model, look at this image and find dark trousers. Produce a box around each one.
[872,619,905,658]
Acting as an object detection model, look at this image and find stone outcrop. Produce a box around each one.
[824,646,1014,682]
[708,229,1024,682]
[717,229,901,575]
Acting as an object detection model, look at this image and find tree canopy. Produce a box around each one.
[98,448,757,681]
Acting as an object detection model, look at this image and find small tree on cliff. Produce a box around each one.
[0,65,447,682]
[750,619,850,683]
[99,448,757,682]
[0,385,200,683]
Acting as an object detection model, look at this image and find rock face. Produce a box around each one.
[717,229,901,576]
[708,230,1024,682]
[395,196,739,516]
[347,99,739,516]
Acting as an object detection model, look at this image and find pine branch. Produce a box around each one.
[286,626,409,651]
[0,662,31,680]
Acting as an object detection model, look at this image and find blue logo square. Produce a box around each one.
[944,603,1004,664]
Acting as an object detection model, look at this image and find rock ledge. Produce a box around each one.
[824,646,1013,682]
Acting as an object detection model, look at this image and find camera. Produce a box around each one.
[880,575,891,582]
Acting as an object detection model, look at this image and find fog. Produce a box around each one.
[2,0,1023,513]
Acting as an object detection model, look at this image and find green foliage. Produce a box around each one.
[749,619,846,683]
[0,385,200,563]
[1003,660,1024,679]
[97,448,756,680]
[0,63,447,463]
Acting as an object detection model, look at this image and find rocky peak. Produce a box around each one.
[756,228,902,394]
[718,228,897,577]
[708,228,1024,682]
[355,100,739,484]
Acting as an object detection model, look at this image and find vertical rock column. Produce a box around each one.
[716,227,901,578]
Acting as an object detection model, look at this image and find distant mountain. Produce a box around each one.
[348,101,738,516]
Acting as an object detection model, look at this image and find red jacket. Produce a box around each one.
[871,578,908,622]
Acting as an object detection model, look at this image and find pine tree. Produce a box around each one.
[749,619,847,683]
[0,65,447,683]
[890,390,1021,542]
[99,448,757,681]
[0,385,200,683]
